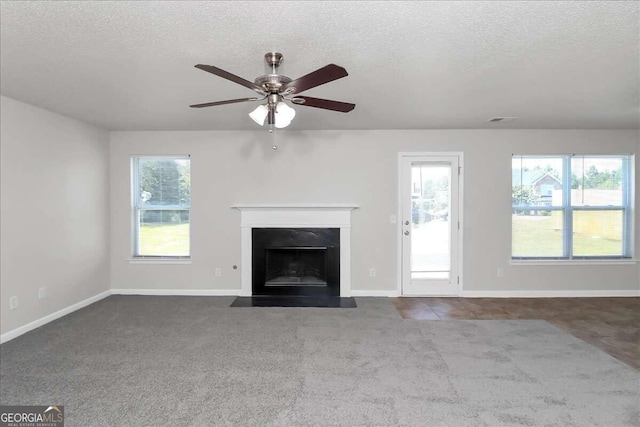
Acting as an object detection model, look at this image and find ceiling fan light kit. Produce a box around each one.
[248,104,269,125]
[274,102,296,128]
[190,52,355,132]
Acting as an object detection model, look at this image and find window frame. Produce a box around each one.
[132,155,191,259]
[511,154,634,261]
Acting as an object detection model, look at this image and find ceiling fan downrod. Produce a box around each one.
[264,52,283,73]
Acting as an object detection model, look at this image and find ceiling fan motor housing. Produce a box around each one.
[254,74,292,93]
[255,52,294,93]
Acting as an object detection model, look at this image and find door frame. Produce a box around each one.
[396,152,464,296]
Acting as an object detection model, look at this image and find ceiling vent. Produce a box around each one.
[488,117,518,123]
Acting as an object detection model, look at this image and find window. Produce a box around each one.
[133,156,191,258]
[512,155,633,259]
[540,184,554,198]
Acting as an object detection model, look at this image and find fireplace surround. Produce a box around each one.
[233,204,358,297]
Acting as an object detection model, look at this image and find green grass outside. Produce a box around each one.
[138,219,621,258]
[512,215,622,257]
[139,223,189,256]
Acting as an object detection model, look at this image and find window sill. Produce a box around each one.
[128,258,191,265]
[510,259,638,266]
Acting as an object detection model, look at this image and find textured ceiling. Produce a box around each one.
[1,1,638,131]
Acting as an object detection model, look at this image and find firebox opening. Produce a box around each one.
[252,228,340,297]
[265,247,327,286]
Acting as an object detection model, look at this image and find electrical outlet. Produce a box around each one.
[497,268,504,277]
[9,296,18,310]
[369,268,376,277]
[38,287,47,299]
[215,268,222,277]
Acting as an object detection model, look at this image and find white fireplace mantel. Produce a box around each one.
[232,204,359,297]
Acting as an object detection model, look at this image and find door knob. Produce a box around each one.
[404,220,410,225]
[404,231,410,235]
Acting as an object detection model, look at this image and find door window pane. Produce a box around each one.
[411,164,450,278]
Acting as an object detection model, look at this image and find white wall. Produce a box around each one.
[1,96,110,336]
[110,129,639,295]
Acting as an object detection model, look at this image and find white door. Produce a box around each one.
[400,154,462,296]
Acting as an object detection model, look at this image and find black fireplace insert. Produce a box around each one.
[252,228,340,296]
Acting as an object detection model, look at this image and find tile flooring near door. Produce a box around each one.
[392,297,640,370]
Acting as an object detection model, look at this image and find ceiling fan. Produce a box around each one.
[190,52,355,130]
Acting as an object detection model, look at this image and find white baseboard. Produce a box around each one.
[110,288,241,296]
[0,290,111,344]
[349,290,399,297]
[462,290,640,298]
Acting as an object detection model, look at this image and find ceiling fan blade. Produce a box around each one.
[194,64,265,94]
[282,64,348,95]
[291,96,355,113]
[190,97,261,108]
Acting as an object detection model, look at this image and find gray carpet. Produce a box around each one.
[1,296,638,426]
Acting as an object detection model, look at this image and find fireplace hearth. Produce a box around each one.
[252,228,340,297]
